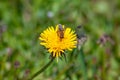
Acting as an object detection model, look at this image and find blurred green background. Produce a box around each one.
[0,0,120,80]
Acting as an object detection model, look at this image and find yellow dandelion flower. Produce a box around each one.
[39,24,77,61]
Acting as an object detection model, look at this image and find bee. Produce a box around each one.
[57,24,64,40]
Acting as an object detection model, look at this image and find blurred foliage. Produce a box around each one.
[0,0,120,80]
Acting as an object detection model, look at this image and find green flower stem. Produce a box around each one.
[101,49,106,80]
[29,57,55,80]
[78,48,88,80]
